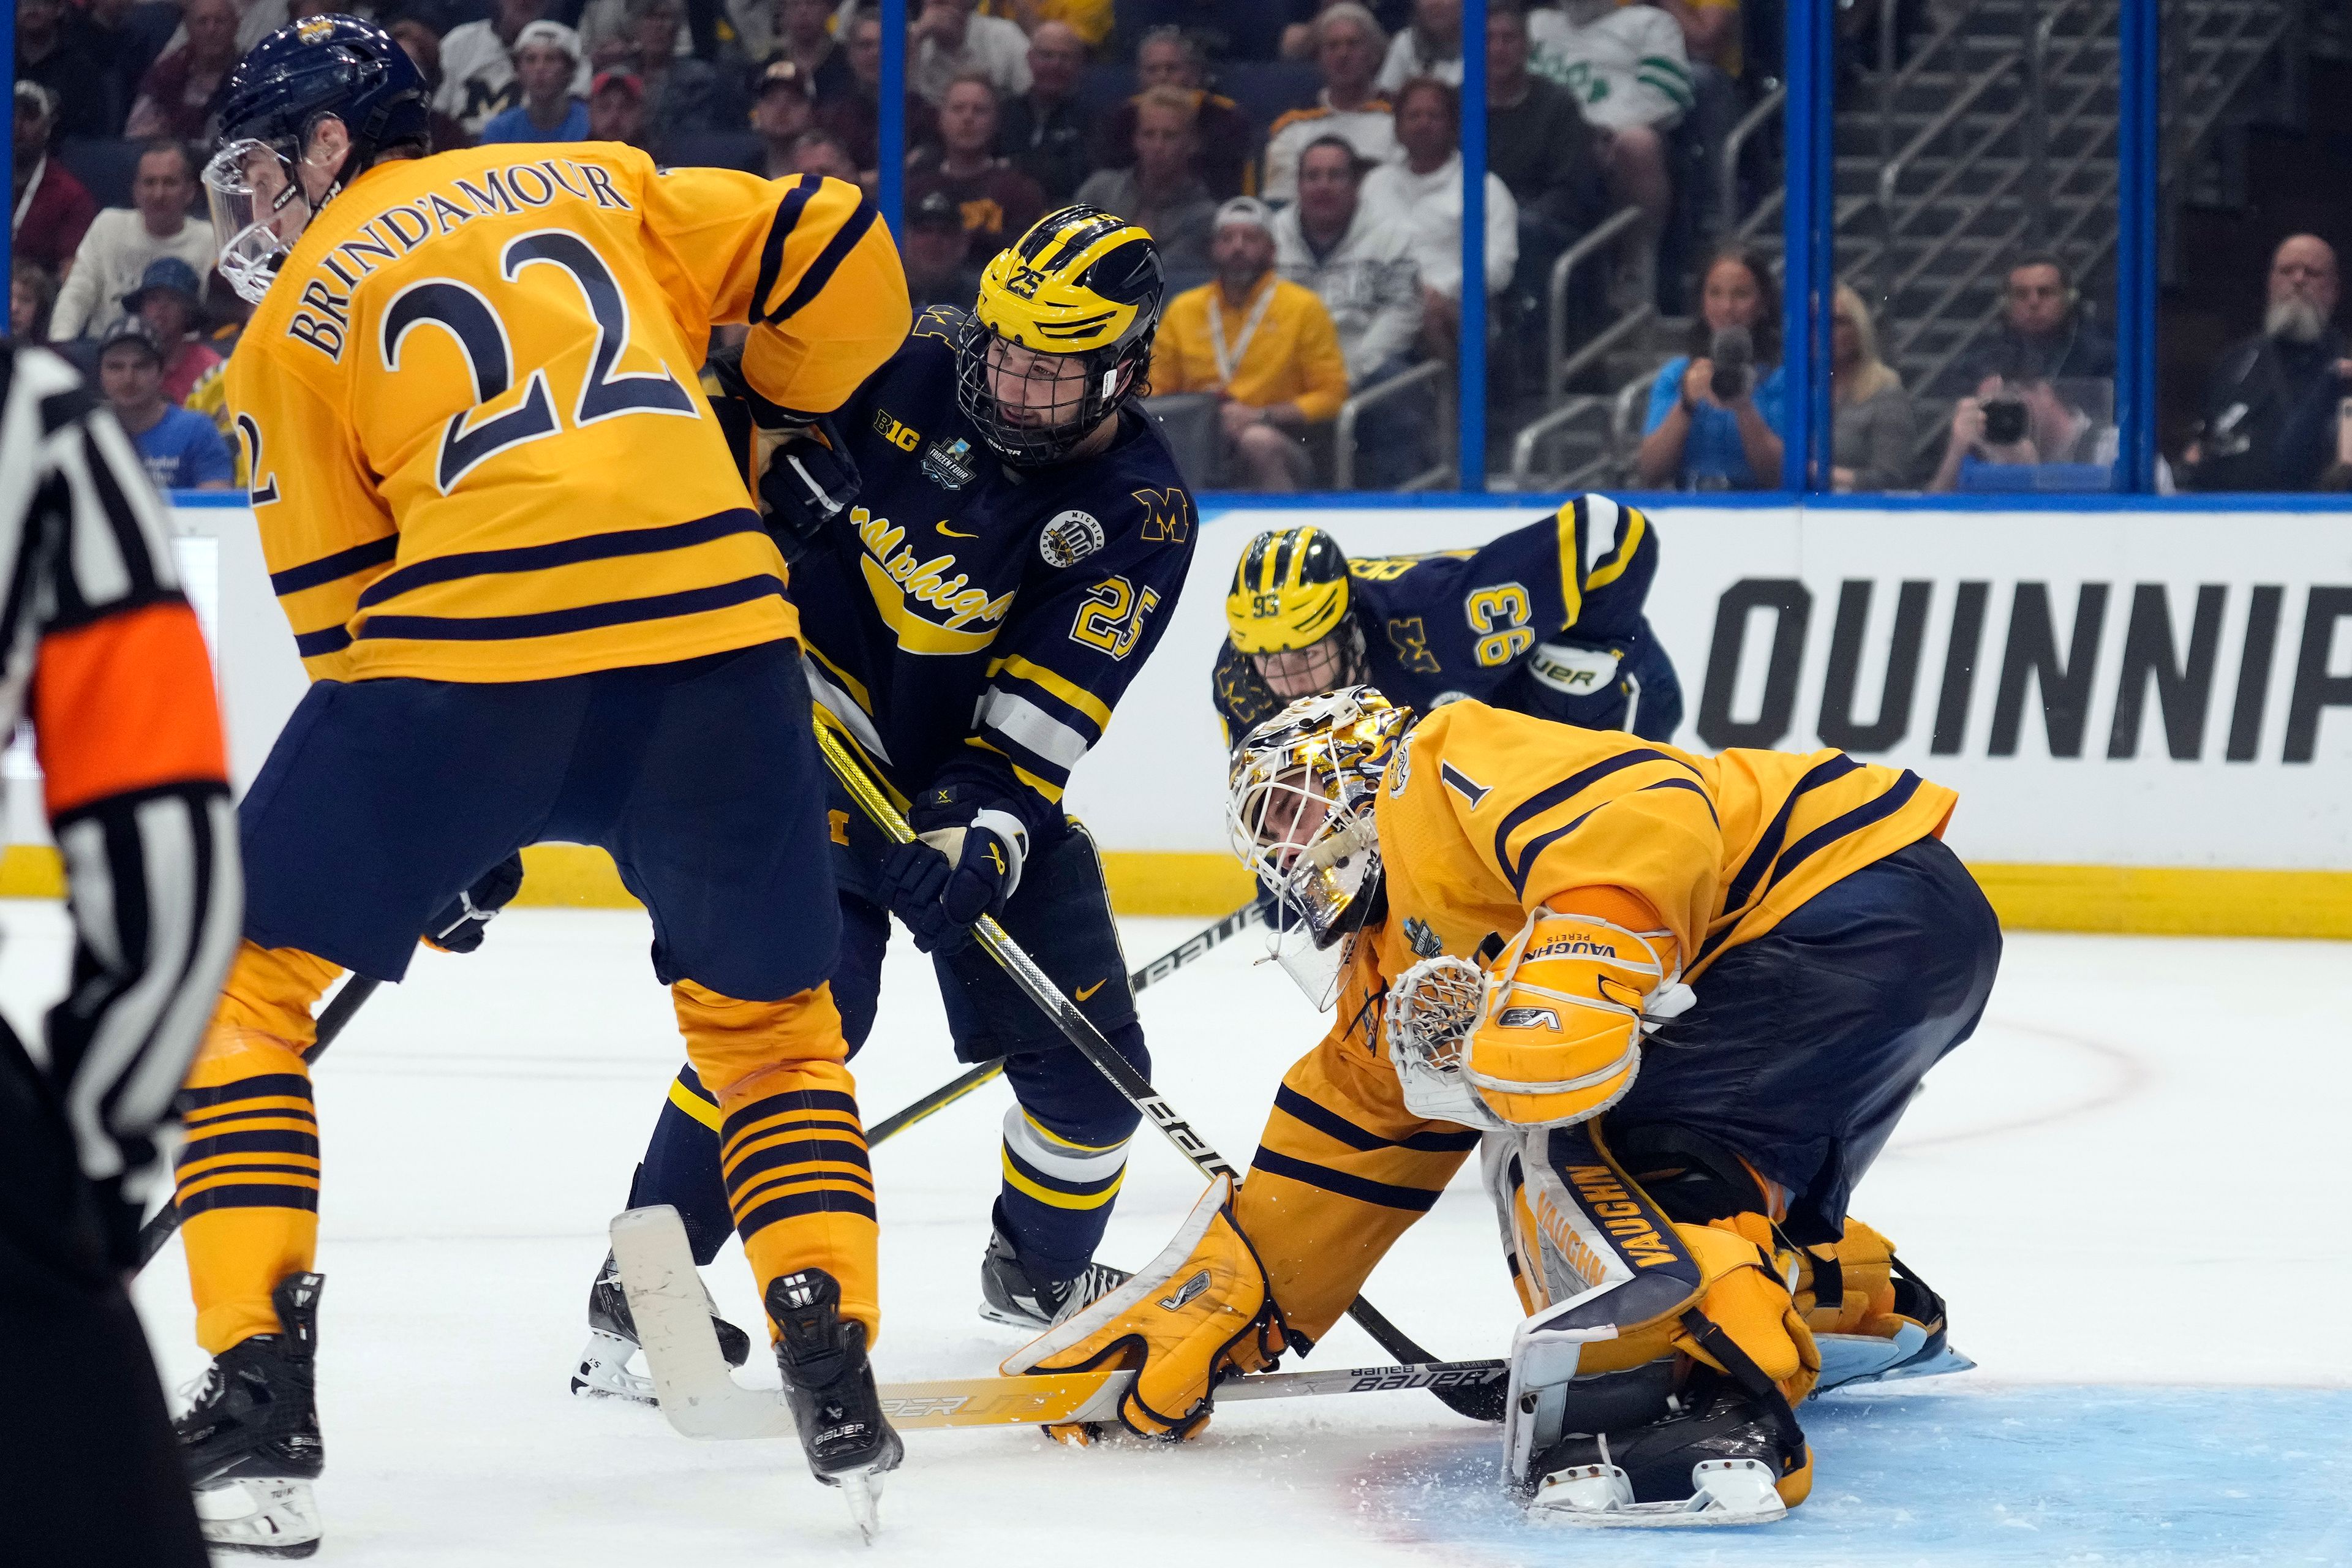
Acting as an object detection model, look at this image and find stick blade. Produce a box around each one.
[608,1205,793,1440]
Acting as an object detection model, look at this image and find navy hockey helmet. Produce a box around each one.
[204,15,432,303]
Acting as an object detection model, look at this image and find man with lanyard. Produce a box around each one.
[1150,197,1350,489]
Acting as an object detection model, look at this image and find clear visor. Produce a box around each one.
[204,138,313,305]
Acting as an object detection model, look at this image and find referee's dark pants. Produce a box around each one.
[0,1025,208,1566]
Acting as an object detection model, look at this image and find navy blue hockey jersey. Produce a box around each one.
[1210,494,1682,744]
[791,307,1197,835]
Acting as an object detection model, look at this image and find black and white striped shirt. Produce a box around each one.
[0,344,240,1262]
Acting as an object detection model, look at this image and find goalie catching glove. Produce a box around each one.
[879,783,1030,954]
[1001,1175,1283,1441]
[1389,905,1694,1131]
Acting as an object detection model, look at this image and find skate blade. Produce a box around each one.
[1815,1325,1976,1393]
[1529,1458,1787,1529]
[571,1329,657,1404]
[834,1468,885,1543]
[976,1300,1052,1332]
[194,1477,323,1558]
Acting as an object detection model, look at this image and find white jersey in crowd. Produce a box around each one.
[434,20,594,137]
[48,209,214,341]
[1526,3,1694,131]
[1270,198,1423,383]
[911,12,1033,105]
[1361,154,1518,300]
[1260,94,1401,206]
[1374,28,1462,92]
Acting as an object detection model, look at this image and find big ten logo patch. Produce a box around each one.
[1133,487,1191,543]
[873,409,921,451]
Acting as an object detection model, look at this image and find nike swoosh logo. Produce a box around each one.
[937,522,978,538]
[1074,979,1106,1001]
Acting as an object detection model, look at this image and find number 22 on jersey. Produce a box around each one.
[381,229,698,494]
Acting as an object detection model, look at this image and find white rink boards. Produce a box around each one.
[1,902,2337,1566]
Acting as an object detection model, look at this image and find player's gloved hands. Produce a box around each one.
[705,345,859,565]
[756,424,859,565]
[423,853,525,954]
[878,784,1029,954]
[1003,1175,1284,1442]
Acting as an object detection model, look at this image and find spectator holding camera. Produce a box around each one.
[1830,283,1915,491]
[1929,352,2114,492]
[2184,234,2347,492]
[1637,247,1787,489]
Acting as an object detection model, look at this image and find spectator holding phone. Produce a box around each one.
[1637,247,1787,489]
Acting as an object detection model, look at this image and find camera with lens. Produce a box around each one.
[1981,398,2029,447]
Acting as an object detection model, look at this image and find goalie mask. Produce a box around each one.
[1226,687,1412,1009]
[203,16,432,304]
[956,205,1164,466]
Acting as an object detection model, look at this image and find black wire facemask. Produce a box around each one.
[954,314,1136,467]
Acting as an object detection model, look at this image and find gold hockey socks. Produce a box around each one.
[178,942,340,1352]
[674,979,879,1344]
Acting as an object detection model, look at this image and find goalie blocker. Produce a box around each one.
[1005,688,1998,1525]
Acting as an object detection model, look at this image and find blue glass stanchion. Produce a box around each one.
[1458,0,1489,489]
[2115,1,2156,493]
[1780,0,1834,492]
[878,0,907,238]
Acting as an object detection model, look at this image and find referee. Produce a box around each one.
[0,344,241,1564]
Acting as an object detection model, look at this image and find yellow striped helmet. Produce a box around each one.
[956,205,1164,466]
[1226,526,1352,654]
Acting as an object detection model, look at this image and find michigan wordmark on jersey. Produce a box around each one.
[230,146,909,684]
[786,309,1196,833]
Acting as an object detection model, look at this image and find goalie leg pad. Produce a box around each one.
[1004,1175,1282,1440]
[1495,1121,1815,1513]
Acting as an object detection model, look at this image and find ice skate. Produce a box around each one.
[1524,1373,1807,1529]
[978,1224,1132,1331]
[767,1269,903,1542]
[571,1248,753,1402]
[175,1273,326,1559]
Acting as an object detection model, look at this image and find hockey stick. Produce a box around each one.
[813,723,1507,1424]
[132,974,384,1271]
[611,1204,1506,1439]
[864,899,1261,1145]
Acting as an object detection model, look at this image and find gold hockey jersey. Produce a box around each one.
[230,146,909,684]
[1235,701,1959,1342]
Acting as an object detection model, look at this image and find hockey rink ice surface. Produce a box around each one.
[4,902,2343,1566]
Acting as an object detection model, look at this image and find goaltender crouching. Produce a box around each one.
[1005,688,1999,1525]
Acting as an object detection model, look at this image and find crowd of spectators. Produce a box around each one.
[17,0,1785,490]
[31,0,2322,498]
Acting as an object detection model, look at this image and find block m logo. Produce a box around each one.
[1133,487,1191,543]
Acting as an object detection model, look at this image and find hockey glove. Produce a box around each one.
[706,345,859,565]
[423,853,525,954]
[878,785,1030,955]
[1003,1175,1284,1441]
[756,424,859,565]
